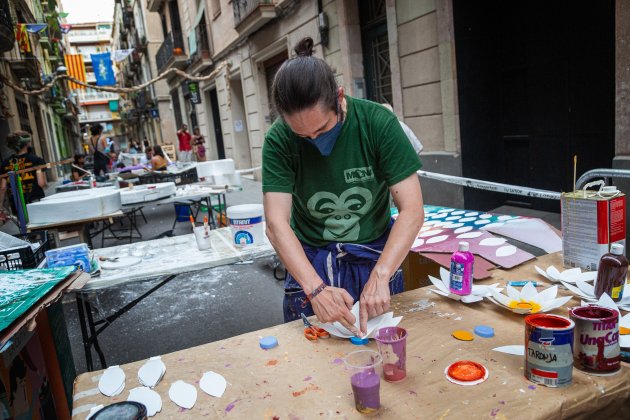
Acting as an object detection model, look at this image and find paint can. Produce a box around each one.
[524,314,575,388]
[226,204,264,246]
[569,305,621,375]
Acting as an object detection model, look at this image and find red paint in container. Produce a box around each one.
[569,305,621,375]
[524,314,575,388]
[375,327,407,382]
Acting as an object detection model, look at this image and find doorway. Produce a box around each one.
[453,0,615,212]
[208,88,225,159]
[229,76,252,169]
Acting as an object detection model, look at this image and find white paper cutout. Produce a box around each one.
[457,232,483,239]
[464,212,479,217]
[459,217,477,223]
[86,405,104,420]
[474,219,491,225]
[495,245,517,257]
[620,314,630,348]
[479,214,493,219]
[138,357,166,388]
[169,381,197,409]
[451,210,466,215]
[128,387,162,417]
[479,237,507,247]
[321,302,403,339]
[535,265,596,284]
[454,226,473,234]
[431,213,448,219]
[444,223,464,228]
[411,238,425,248]
[426,235,449,244]
[492,345,525,356]
[488,283,572,315]
[200,371,228,398]
[98,366,126,397]
[419,229,444,238]
[445,216,461,221]
[428,267,502,304]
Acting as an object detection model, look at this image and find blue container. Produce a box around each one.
[46,243,91,272]
[174,204,191,222]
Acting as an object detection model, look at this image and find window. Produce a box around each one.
[15,100,30,133]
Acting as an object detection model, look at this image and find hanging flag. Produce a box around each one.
[60,24,72,34]
[15,24,31,53]
[111,48,134,62]
[59,12,70,18]
[91,52,116,86]
[64,54,87,90]
[25,24,48,33]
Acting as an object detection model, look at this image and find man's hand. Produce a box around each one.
[359,273,391,336]
[311,286,361,337]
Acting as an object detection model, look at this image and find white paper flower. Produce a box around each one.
[535,265,596,284]
[488,282,572,314]
[428,267,502,304]
[564,277,630,312]
[319,302,402,339]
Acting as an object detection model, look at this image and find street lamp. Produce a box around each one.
[56,65,67,75]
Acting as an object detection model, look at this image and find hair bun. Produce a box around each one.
[294,37,314,57]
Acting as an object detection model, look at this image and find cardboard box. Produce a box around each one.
[561,191,626,270]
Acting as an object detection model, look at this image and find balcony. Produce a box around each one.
[78,111,120,123]
[8,56,40,81]
[147,0,165,13]
[0,0,13,53]
[233,0,276,37]
[188,24,213,74]
[123,10,133,29]
[156,30,187,74]
[76,90,120,105]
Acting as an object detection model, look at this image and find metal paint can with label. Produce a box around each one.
[524,314,575,387]
[569,305,621,375]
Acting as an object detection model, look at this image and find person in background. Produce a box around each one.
[151,145,168,171]
[176,124,192,162]
[143,138,149,152]
[88,124,110,176]
[71,154,90,181]
[0,131,47,214]
[128,138,139,154]
[192,127,207,162]
[381,103,423,157]
[140,146,152,167]
[263,37,424,336]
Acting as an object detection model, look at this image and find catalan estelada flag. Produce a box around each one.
[64,54,87,90]
[15,24,31,54]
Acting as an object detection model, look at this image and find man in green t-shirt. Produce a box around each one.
[263,37,424,337]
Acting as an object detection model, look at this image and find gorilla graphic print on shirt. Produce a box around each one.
[307,187,373,242]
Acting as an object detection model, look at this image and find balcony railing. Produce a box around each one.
[79,112,119,122]
[156,30,186,73]
[76,90,119,104]
[233,0,274,26]
[0,0,13,53]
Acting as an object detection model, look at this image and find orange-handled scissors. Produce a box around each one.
[302,313,329,341]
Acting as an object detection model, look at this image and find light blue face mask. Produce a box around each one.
[303,98,343,156]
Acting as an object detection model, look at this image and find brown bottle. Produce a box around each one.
[594,243,629,302]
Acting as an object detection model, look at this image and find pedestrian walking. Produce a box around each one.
[192,127,207,162]
[176,124,192,162]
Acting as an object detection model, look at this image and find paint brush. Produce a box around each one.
[189,214,195,230]
[573,155,577,192]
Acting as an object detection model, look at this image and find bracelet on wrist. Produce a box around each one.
[302,283,327,308]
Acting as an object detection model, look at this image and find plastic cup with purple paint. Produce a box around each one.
[343,350,383,414]
[375,326,408,382]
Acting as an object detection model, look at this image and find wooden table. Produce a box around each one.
[71,253,629,418]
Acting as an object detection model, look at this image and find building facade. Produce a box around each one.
[134,0,628,213]
[65,21,124,151]
[0,0,78,181]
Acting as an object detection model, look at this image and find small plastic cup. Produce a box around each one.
[193,226,212,251]
[375,326,408,382]
[343,350,383,414]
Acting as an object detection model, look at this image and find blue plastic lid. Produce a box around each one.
[259,336,278,349]
[350,336,369,345]
[474,325,495,338]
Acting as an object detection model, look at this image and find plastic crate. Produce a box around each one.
[138,167,198,186]
[0,231,50,271]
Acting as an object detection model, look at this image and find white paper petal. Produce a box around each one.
[138,357,166,388]
[492,345,525,356]
[547,266,561,281]
[595,293,619,315]
[429,275,449,294]
[491,290,512,307]
[575,277,595,296]
[479,237,507,246]
[558,267,582,283]
[457,232,483,239]
[577,271,597,282]
[128,387,162,417]
[506,285,521,301]
[200,371,227,398]
[454,226,473,234]
[419,229,443,238]
[98,366,126,397]
[620,335,630,348]
[540,295,573,312]
[536,285,558,303]
[520,282,538,301]
[461,294,483,303]
[560,280,593,299]
[169,380,197,409]
[535,265,552,281]
[411,237,425,248]
[620,313,630,329]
